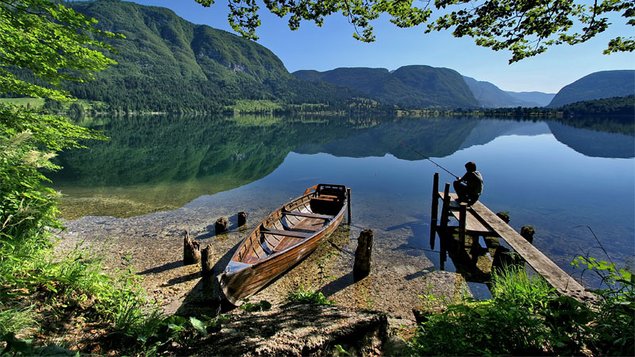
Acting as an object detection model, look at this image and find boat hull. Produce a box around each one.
[218,184,348,305]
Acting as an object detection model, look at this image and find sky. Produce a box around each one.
[130,0,634,93]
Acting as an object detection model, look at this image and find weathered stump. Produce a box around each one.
[492,246,523,271]
[520,225,535,244]
[215,217,229,233]
[183,230,201,265]
[201,245,215,277]
[237,211,248,227]
[496,211,511,223]
[353,229,373,281]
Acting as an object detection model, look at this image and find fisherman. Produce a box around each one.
[453,161,483,205]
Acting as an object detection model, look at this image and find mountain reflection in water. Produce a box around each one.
[52,114,634,288]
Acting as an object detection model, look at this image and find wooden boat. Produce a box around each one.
[218,184,349,305]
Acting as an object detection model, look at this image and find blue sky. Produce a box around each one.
[130,0,633,93]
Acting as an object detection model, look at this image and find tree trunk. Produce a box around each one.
[215,217,229,233]
[201,245,215,277]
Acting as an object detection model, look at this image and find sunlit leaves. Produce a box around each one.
[193,0,634,62]
[0,0,119,101]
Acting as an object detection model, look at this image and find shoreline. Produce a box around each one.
[56,200,470,322]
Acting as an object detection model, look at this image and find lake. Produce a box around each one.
[51,115,635,288]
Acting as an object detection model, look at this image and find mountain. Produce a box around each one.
[67,0,350,111]
[547,70,635,108]
[506,91,555,107]
[294,65,478,108]
[463,76,537,107]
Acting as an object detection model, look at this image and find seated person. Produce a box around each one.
[453,161,483,205]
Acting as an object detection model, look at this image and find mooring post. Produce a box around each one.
[201,245,215,277]
[237,211,248,227]
[347,188,352,225]
[439,183,451,270]
[430,172,439,250]
[215,217,229,234]
[459,202,467,247]
[353,229,373,281]
[183,230,201,265]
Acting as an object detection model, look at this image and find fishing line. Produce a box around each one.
[400,141,459,179]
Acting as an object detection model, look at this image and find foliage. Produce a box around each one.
[572,255,635,355]
[240,299,272,312]
[409,263,635,356]
[194,0,634,62]
[287,286,333,305]
[0,0,117,101]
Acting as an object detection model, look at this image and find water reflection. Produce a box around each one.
[53,115,635,288]
[52,115,634,218]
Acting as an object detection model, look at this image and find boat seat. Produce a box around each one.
[262,228,313,238]
[283,210,333,220]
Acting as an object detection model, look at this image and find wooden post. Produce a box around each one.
[183,230,201,265]
[237,211,248,227]
[347,188,352,225]
[459,202,467,247]
[215,217,229,233]
[201,245,215,277]
[520,225,535,244]
[353,229,373,281]
[439,183,451,270]
[430,173,439,250]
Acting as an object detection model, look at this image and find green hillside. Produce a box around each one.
[66,0,350,112]
[547,70,635,108]
[294,65,478,108]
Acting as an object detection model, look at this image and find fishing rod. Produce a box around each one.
[400,141,460,179]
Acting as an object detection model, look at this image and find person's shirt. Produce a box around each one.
[461,170,484,197]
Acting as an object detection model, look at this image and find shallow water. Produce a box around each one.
[52,115,635,289]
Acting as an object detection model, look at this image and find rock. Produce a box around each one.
[193,304,388,356]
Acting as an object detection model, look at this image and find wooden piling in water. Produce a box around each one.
[430,173,439,250]
[347,188,352,224]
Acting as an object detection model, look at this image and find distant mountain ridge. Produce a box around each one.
[462,76,555,107]
[294,66,479,108]
[548,70,635,108]
[67,0,350,111]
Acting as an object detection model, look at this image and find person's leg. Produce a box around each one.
[453,181,467,201]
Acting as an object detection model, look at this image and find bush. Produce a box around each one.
[409,262,634,356]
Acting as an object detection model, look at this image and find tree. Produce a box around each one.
[0,0,114,246]
[194,0,634,63]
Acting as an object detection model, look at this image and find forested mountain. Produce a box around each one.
[66,0,351,112]
[463,76,538,108]
[506,91,555,107]
[293,65,479,108]
[547,70,635,108]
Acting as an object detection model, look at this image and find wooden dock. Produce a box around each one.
[429,173,596,303]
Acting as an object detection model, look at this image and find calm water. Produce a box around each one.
[52,115,635,287]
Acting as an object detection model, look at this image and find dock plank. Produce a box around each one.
[440,192,595,302]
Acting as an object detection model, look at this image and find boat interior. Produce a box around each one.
[237,184,347,264]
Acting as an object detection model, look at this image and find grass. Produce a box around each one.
[287,286,333,305]
[0,97,45,108]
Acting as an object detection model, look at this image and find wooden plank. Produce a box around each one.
[468,199,595,302]
[430,173,439,250]
[448,209,493,234]
[262,228,313,238]
[283,211,333,220]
